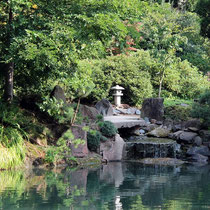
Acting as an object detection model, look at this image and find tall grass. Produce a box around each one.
[0,102,26,170]
[0,127,26,170]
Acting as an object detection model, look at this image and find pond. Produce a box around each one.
[0,162,210,210]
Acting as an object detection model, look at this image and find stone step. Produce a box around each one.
[104,115,147,129]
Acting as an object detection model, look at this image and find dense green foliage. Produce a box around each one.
[87,119,116,152]
[0,0,209,167]
[87,53,153,105]
[87,130,102,152]
[45,129,84,165]
[164,105,192,121]
[38,96,74,123]
[98,121,118,137]
[164,98,193,121]
[0,0,209,102]
[192,90,210,127]
[195,0,210,38]
[87,51,208,105]
[0,101,47,169]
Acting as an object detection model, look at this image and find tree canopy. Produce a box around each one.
[0,0,209,103]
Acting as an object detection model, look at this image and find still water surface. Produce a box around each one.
[0,162,210,210]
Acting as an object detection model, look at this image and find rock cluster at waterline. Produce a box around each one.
[93,99,210,165]
[49,96,210,166]
[124,119,210,164]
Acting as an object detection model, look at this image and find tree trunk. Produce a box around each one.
[71,97,81,125]
[158,80,162,98]
[3,5,14,102]
[4,62,14,102]
[177,0,187,11]
[158,69,165,98]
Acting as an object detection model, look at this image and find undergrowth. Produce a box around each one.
[0,101,43,169]
[45,130,85,166]
[163,98,193,121]
[164,98,193,107]
[192,90,210,128]
[0,126,26,170]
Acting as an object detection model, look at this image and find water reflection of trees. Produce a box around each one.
[82,163,210,209]
[0,169,85,209]
[0,164,210,209]
[121,163,210,209]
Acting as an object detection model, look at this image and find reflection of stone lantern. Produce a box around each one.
[111,85,125,107]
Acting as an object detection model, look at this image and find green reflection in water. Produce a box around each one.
[0,163,210,210]
[0,169,85,209]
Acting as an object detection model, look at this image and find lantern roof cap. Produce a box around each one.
[111,85,125,90]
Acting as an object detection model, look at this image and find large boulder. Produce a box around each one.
[70,125,88,158]
[193,136,203,146]
[144,124,159,132]
[179,131,198,144]
[172,123,182,132]
[80,105,100,122]
[199,130,210,142]
[188,154,209,164]
[50,85,66,103]
[95,99,114,116]
[100,134,125,162]
[147,126,171,138]
[187,145,210,157]
[169,130,183,140]
[141,98,164,121]
[183,119,202,130]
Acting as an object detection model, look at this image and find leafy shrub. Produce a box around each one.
[86,118,109,151]
[164,98,193,107]
[87,130,102,152]
[45,134,72,165]
[100,135,108,142]
[180,39,210,75]
[45,129,85,165]
[88,52,154,106]
[98,121,117,137]
[191,90,210,127]
[87,49,209,105]
[148,54,209,99]
[96,114,104,123]
[195,0,210,37]
[164,105,192,121]
[177,60,209,99]
[38,96,74,124]
[45,147,58,164]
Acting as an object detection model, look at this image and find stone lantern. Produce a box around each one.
[111,85,125,107]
